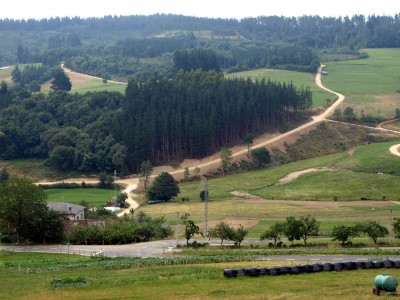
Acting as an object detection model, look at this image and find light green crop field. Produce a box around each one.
[0,252,398,299]
[228,68,334,108]
[45,188,114,206]
[322,48,400,118]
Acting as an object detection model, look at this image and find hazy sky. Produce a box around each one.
[1,0,398,20]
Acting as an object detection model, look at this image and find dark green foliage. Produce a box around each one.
[356,220,389,244]
[243,133,254,156]
[67,212,172,244]
[97,172,114,189]
[260,222,285,247]
[0,168,9,183]
[0,177,64,243]
[199,190,208,201]
[331,225,360,246]
[0,14,399,75]
[50,69,72,91]
[174,48,220,72]
[251,147,271,168]
[181,213,202,245]
[139,160,153,189]
[146,172,180,201]
[208,221,248,247]
[117,70,311,168]
[283,215,319,246]
[50,277,87,288]
[0,90,124,173]
[393,217,400,239]
[209,221,232,245]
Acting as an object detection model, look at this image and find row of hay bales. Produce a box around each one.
[224,260,400,278]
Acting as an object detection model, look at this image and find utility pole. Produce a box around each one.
[113,169,117,206]
[176,212,179,246]
[203,179,208,235]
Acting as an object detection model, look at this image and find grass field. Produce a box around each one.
[0,66,12,82]
[0,252,398,299]
[228,68,334,108]
[41,76,127,94]
[140,141,400,237]
[45,188,114,206]
[322,48,400,119]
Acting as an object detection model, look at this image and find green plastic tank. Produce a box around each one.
[374,274,398,293]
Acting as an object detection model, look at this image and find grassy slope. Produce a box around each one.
[227,68,334,108]
[323,48,400,119]
[0,252,398,299]
[140,141,400,236]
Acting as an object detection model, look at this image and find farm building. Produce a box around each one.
[47,202,85,220]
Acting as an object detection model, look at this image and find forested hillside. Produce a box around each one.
[116,70,311,169]
[1,14,399,80]
[0,13,399,174]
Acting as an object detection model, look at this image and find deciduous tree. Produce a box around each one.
[139,160,153,189]
[181,213,202,245]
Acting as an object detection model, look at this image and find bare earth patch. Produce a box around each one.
[276,168,329,185]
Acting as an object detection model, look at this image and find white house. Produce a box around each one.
[47,202,85,220]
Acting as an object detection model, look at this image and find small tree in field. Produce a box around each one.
[220,147,232,176]
[357,220,388,245]
[231,224,248,247]
[181,213,202,245]
[139,160,153,189]
[331,225,359,246]
[260,222,285,247]
[393,217,400,239]
[209,221,233,245]
[146,172,179,201]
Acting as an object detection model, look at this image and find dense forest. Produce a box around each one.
[0,13,399,174]
[116,70,311,170]
[0,14,399,79]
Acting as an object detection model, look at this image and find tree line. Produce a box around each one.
[260,215,394,247]
[1,14,399,80]
[116,69,311,170]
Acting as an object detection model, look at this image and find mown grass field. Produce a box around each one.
[0,252,398,299]
[322,48,400,119]
[45,188,114,206]
[228,68,334,108]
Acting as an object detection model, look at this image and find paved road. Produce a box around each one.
[1,239,399,263]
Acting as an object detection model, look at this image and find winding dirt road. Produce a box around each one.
[41,65,400,215]
[170,66,345,176]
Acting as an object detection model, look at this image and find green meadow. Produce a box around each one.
[0,252,399,300]
[228,68,334,108]
[322,48,400,118]
[140,141,400,237]
[45,188,114,206]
